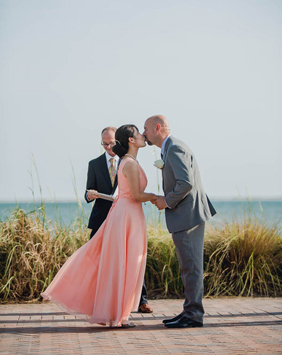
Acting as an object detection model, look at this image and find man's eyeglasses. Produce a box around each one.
[101,141,116,148]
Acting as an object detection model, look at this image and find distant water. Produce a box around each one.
[0,200,281,229]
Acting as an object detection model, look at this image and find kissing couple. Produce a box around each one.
[41,115,216,328]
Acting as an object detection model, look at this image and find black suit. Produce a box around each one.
[85,153,148,306]
[85,153,118,236]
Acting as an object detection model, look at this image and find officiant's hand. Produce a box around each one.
[87,190,100,201]
[154,196,167,210]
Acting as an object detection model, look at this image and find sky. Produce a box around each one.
[1,0,281,202]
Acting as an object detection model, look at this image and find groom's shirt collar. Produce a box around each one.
[161,135,171,157]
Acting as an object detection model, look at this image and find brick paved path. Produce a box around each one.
[1,298,281,354]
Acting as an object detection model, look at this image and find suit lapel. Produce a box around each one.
[101,153,112,189]
[162,136,172,163]
[112,159,119,193]
[162,137,172,192]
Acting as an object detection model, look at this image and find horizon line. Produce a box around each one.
[1,196,282,203]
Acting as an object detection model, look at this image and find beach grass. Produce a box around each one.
[0,206,89,302]
[203,218,282,297]
[0,205,281,302]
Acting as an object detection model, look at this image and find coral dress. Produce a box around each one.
[41,157,147,327]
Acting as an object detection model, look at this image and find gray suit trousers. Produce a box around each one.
[172,222,205,323]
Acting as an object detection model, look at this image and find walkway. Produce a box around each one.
[1,298,282,354]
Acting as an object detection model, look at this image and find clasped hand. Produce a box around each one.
[151,196,167,210]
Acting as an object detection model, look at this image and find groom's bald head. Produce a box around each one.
[143,115,170,148]
[149,115,170,132]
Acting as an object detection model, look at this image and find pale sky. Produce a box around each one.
[1,0,281,202]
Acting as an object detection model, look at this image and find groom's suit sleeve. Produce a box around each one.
[164,144,194,209]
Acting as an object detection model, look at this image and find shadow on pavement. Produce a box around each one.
[1,319,281,334]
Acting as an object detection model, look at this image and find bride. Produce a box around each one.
[41,124,156,328]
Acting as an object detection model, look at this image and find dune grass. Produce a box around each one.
[203,218,282,297]
[0,207,89,302]
[0,205,281,302]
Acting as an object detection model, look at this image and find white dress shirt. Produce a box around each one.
[105,152,119,197]
[105,151,119,170]
[87,152,119,201]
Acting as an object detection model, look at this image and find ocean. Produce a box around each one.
[0,200,281,229]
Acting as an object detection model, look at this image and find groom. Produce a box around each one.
[143,115,216,328]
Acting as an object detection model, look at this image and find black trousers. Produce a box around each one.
[139,280,148,307]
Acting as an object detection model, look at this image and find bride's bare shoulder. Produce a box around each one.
[122,158,139,176]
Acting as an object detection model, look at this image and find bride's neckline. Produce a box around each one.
[123,153,138,162]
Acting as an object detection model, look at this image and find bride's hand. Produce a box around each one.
[154,196,167,210]
[151,195,158,204]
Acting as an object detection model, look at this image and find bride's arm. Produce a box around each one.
[123,160,156,203]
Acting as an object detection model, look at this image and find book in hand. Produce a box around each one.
[87,190,115,202]
[97,192,115,202]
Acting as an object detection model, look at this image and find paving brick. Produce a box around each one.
[0,298,281,354]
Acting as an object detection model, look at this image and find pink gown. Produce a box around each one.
[41,157,147,327]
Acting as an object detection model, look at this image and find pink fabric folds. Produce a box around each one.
[41,157,148,327]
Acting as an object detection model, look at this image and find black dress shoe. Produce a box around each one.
[162,313,183,324]
[164,316,203,328]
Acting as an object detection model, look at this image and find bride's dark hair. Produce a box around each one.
[112,124,138,158]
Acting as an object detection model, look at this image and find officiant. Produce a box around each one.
[84,126,153,313]
[85,126,119,238]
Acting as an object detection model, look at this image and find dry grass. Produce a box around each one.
[204,219,282,297]
[0,206,281,302]
[146,224,182,298]
[0,207,89,302]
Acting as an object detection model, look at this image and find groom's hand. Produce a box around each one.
[151,195,158,204]
[155,196,167,210]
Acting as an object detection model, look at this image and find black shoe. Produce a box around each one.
[164,316,203,328]
[162,313,183,324]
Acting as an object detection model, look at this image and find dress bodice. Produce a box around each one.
[117,157,147,199]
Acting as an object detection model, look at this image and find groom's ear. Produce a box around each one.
[156,123,161,132]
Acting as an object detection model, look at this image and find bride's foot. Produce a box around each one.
[121,322,136,328]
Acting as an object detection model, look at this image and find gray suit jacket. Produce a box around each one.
[162,136,216,233]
